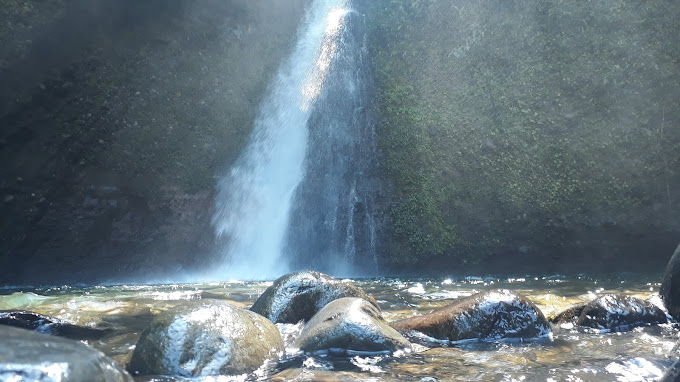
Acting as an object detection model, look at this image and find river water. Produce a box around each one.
[1,273,676,381]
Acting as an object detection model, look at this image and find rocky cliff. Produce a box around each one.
[0,0,309,283]
[366,0,680,273]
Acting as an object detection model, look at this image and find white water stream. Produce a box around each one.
[211,0,351,280]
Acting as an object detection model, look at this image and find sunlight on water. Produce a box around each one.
[300,5,349,111]
[0,292,53,310]
[1,274,675,381]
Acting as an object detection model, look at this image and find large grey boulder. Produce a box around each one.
[391,289,551,343]
[128,300,283,377]
[250,270,379,324]
[662,243,680,321]
[294,297,411,353]
[0,325,133,382]
[551,294,667,332]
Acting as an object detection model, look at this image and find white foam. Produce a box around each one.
[407,283,425,294]
[0,362,69,382]
[605,357,664,381]
[163,318,189,375]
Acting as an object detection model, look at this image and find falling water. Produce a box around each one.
[284,3,379,276]
[211,0,378,280]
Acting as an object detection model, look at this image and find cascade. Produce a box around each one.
[211,0,378,280]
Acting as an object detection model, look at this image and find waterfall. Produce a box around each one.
[211,0,378,280]
[284,3,379,277]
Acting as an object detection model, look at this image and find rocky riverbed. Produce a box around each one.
[1,271,677,381]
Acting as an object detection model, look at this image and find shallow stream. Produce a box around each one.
[1,273,677,381]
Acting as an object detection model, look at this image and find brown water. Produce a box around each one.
[0,274,677,381]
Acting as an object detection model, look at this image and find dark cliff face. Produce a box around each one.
[0,0,310,284]
[366,0,680,273]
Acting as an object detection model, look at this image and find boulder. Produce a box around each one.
[0,325,133,382]
[0,310,113,340]
[391,289,551,342]
[661,243,680,321]
[294,297,411,353]
[661,358,680,382]
[128,300,283,377]
[250,270,379,324]
[550,294,667,332]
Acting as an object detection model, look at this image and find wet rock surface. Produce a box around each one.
[0,325,133,382]
[661,358,680,382]
[294,297,411,354]
[391,289,551,343]
[662,243,680,321]
[550,294,667,332]
[250,270,379,324]
[0,310,113,340]
[128,300,283,377]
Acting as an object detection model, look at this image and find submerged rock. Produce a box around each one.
[385,348,465,379]
[271,368,371,381]
[0,325,133,382]
[0,310,112,340]
[391,289,551,343]
[550,294,666,332]
[662,243,680,321]
[128,300,283,377]
[250,270,379,324]
[294,297,411,354]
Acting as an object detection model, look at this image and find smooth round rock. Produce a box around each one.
[550,294,666,332]
[391,289,551,342]
[0,325,133,382]
[661,243,680,321]
[250,270,379,324]
[294,297,411,353]
[128,301,283,377]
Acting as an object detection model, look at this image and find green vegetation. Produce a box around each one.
[367,0,680,267]
[0,0,63,57]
